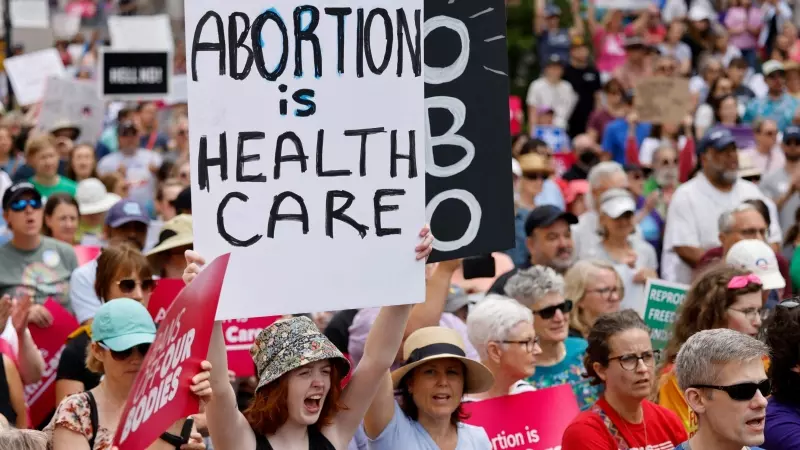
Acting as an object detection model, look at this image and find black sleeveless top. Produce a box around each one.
[0,353,17,425]
[254,427,336,450]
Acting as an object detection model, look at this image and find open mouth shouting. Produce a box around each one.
[304,394,323,414]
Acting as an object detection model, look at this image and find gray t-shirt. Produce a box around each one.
[368,402,491,450]
[97,148,163,208]
[0,236,78,313]
[760,168,798,233]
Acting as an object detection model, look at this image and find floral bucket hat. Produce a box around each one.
[250,316,351,391]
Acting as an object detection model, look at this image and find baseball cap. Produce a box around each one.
[545,5,561,16]
[700,128,736,154]
[624,36,648,49]
[726,239,786,290]
[445,286,473,314]
[763,60,785,77]
[76,178,121,215]
[564,180,589,205]
[599,188,637,219]
[783,125,800,143]
[105,199,150,228]
[524,205,578,237]
[545,54,565,67]
[91,298,156,351]
[2,181,41,211]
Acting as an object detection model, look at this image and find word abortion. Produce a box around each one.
[197,128,419,246]
[189,6,422,81]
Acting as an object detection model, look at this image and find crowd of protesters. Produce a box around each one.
[2,0,800,449]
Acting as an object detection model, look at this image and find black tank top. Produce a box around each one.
[0,353,17,425]
[254,426,336,450]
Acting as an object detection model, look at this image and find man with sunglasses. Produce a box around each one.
[0,181,78,320]
[69,199,150,325]
[675,328,769,450]
[759,125,800,232]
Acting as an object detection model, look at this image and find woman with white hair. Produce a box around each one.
[505,266,602,409]
[465,295,541,400]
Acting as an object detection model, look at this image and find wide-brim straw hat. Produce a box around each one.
[145,214,193,257]
[391,327,494,394]
[251,316,350,391]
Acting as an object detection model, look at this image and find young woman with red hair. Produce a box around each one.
[182,227,433,450]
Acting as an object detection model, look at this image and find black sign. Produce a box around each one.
[100,50,170,98]
[425,0,514,262]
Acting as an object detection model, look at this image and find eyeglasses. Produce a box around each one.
[786,140,800,146]
[500,337,540,353]
[117,278,156,293]
[608,350,660,371]
[9,198,42,212]
[659,158,678,166]
[761,130,778,137]
[523,172,549,181]
[98,342,150,361]
[690,379,771,401]
[588,286,619,299]
[728,306,763,321]
[533,300,573,319]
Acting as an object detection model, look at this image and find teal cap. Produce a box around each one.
[91,298,156,351]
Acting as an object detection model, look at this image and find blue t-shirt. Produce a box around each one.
[526,337,603,410]
[763,398,800,449]
[601,119,652,164]
[367,402,491,450]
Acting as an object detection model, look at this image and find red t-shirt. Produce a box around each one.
[562,397,687,450]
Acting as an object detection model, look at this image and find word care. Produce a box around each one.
[100,48,172,100]
[186,0,426,319]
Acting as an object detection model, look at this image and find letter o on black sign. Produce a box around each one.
[426,189,481,252]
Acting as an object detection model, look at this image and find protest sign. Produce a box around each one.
[223,317,279,376]
[52,12,81,39]
[186,0,426,319]
[146,278,186,325]
[38,77,104,143]
[113,254,229,450]
[726,125,756,150]
[72,245,101,266]
[4,48,65,105]
[533,126,569,153]
[166,74,188,105]
[99,48,172,100]
[10,0,49,28]
[108,14,174,51]
[462,384,580,450]
[425,0,514,262]
[594,0,653,9]
[25,299,80,427]
[634,77,691,125]
[643,279,688,350]
[552,153,576,177]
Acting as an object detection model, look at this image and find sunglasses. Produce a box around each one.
[691,379,771,401]
[523,172,549,181]
[533,300,574,319]
[9,198,42,212]
[99,342,150,361]
[118,278,156,293]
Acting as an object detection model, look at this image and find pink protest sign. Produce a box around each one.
[223,316,279,377]
[146,278,186,325]
[73,245,101,266]
[113,253,230,450]
[25,299,80,427]
[462,384,580,450]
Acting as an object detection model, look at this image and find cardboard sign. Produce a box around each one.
[223,317,279,377]
[146,278,186,325]
[462,385,580,450]
[72,245,101,267]
[24,299,80,428]
[643,279,688,350]
[425,0,514,262]
[634,77,691,125]
[38,77,104,143]
[186,0,426,319]
[108,14,174,51]
[99,48,172,100]
[113,254,229,450]
[4,48,66,105]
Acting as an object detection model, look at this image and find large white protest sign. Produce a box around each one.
[38,76,104,143]
[186,0,426,319]
[5,48,65,105]
[10,0,49,28]
[109,14,173,51]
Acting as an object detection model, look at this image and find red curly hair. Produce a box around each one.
[245,362,347,436]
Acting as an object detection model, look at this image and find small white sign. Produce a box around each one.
[11,0,49,28]
[52,13,81,40]
[108,14,173,51]
[37,76,104,143]
[5,48,66,105]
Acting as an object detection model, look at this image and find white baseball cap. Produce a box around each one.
[725,239,786,290]
[599,188,637,219]
[76,178,121,215]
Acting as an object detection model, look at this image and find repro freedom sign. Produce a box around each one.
[186,0,427,319]
[99,48,171,100]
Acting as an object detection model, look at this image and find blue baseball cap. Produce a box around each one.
[91,298,156,351]
[105,199,150,228]
[699,128,736,154]
[784,126,800,142]
[545,5,561,16]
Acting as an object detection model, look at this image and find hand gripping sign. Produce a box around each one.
[461,384,580,450]
[112,253,230,450]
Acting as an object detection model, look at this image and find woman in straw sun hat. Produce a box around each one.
[145,214,193,279]
[363,326,495,449]
[182,227,434,450]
